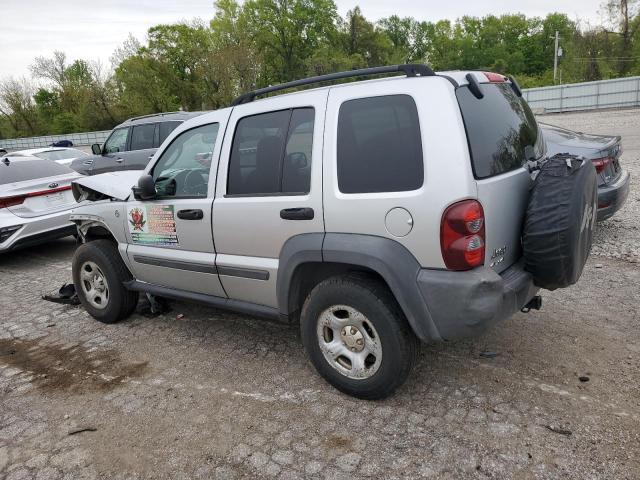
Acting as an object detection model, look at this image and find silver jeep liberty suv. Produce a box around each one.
[70,64,575,399]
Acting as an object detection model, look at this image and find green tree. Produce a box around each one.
[242,0,338,82]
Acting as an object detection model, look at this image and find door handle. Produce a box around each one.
[280,207,314,220]
[115,158,124,163]
[177,209,204,220]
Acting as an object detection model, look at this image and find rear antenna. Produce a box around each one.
[465,73,484,99]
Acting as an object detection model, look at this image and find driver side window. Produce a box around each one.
[104,127,129,154]
[152,123,219,198]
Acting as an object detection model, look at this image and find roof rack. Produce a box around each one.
[126,111,186,122]
[231,64,435,106]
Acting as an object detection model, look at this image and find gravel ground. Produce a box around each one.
[1,108,639,480]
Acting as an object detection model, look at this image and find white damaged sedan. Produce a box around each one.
[0,156,82,252]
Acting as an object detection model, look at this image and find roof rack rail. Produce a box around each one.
[231,64,435,106]
[127,111,186,122]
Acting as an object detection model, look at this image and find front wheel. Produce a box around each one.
[300,274,419,400]
[72,239,138,324]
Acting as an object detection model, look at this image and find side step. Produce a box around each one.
[123,280,284,321]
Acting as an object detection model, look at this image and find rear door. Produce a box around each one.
[124,111,230,296]
[212,91,326,308]
[456,78,542,271]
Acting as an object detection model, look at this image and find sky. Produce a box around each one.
[0,0,606,80]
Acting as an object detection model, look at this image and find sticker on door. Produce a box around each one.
[128,205,179,246]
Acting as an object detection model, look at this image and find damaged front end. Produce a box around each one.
[71,170,143,203]
[70,171,140,244]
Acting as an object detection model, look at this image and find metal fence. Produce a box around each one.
[0,130,110,151]
[523,76,640,113]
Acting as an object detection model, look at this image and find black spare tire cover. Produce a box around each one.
[523,154,597,290]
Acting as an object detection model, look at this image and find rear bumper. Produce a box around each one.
[597,170,630,221]
[0,209,76,252]
[416,260,539,340]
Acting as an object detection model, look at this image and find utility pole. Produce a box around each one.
[553,30,559,84]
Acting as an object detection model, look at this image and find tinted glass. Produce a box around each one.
[103,128,129,154]
[282,108,314,193]
[1,160,72,184]
[456,83,543,179]
[159,121,182,144]
[337,95,423,193]
[130,123,156,150]
[228,110,290,195]
[152,123,219,198]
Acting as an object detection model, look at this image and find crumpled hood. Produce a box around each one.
[72,170,143,202]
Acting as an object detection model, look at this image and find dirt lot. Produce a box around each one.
[1,108,639,480]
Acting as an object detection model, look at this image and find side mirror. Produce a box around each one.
[91,143,102,155]
[132,174,157,200]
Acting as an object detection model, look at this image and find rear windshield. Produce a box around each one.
[34,149,85,161]
[456,82,543,179]
[0,159,72,184]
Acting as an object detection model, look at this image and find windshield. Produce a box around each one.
[456,82,544,179]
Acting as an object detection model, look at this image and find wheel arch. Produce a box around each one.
[70,214,118,243]
[278,233,441,342]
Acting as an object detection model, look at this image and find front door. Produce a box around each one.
[212,91,327,308]
[125,112,229,297]
[93,127,130,174]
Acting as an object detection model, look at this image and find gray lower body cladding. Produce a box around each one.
[417,261,539,340]
[319,234,537,343]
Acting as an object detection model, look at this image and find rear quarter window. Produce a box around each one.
[337,94,423,193]
[456,83,543,179]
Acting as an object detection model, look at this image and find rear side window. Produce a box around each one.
[1,160,72,184]
[337,95,423,194]
[130,123,156,150]
[159,121,182,144]
[457,83,543,179]
[227,108,314,195]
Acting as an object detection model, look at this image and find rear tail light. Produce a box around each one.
[0,185,71,209]
[440,200,486,271]
[592,157,612,173]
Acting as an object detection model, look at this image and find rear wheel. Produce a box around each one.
[72,240,138,324]
[300,274,419,399]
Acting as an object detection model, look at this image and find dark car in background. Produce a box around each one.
[540,122,630,221]
[70,111,205,175]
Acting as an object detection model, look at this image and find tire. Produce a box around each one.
[523,154,597,290]
[72,239,138,324]
[300,274,419,400]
